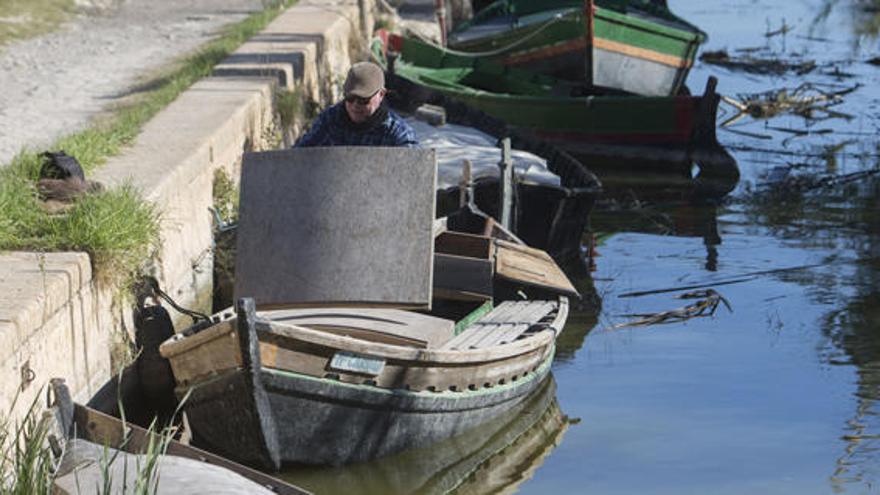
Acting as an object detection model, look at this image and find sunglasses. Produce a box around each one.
[344,92,378,105]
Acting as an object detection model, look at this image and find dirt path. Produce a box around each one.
[0,0,266,166]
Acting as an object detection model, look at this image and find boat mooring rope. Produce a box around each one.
[137,276,211,323]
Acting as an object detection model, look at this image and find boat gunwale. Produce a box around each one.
[393,58,702,107]
[162,297,568,365]
[451,4,704,50]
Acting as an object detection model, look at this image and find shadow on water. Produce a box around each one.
[280,377,573,495]
[592,201,722,271]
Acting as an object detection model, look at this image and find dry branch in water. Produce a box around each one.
[720,83,860,126]
[610,289,732,330]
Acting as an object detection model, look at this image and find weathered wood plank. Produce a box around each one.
[159,320,241,386]
[260,337,553,391]
[435,231,494,259]
[433,253,494,300]
[442,300,557,350]
[261,307,454,349]
[475,301,555,328]
[467,323,530,349]
[495,239,579,298]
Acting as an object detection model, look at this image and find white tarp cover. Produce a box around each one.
[407,118,561,191]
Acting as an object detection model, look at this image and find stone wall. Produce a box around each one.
[0,0,376,425]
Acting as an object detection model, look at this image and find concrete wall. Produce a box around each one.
[0,0,375,425]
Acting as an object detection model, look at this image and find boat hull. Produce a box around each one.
[280,376,565,494]
[448,4,704,96]
[182,344,554,467]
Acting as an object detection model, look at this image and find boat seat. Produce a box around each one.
[261,308,455,349]
[440,300,557,350]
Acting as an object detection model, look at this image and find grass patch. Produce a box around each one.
[0,0,298,289]
[0,0,76,49]
[0,386,181,494]
[276,87,305,132]
[0,394,55,494]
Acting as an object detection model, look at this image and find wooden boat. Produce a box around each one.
[158,147,576,470]
[446,0,706,97]
[159,293,569,469]
[45,379,310,495]
[375,31,740,199]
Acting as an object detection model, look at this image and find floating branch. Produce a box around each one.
[765,20,793,38]
[768,167,880,193]
[720,83,860,124]
[610,289,732,330]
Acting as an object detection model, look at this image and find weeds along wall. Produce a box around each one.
[0,0,376,426]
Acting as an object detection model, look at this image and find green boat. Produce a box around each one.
[374,31,738,199]
[446,0,706,97]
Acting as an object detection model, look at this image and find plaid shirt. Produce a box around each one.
[294,103,418,148]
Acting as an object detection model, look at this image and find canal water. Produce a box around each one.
[283,1,880,493]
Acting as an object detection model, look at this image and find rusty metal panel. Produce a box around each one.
[234,147,437,309]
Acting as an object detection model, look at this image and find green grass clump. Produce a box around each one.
[0,0,298,287]
[276,87,305,132]
[0,395,56,495]
[0,171,43,249]
[43,186,161,284]
[0,163,160,286]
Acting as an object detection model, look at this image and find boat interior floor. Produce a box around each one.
[260,299,558,351]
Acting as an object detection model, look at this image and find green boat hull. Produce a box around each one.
[376,32,738,198]
[447,0,706,96]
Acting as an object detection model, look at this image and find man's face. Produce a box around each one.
[344,89,385,124]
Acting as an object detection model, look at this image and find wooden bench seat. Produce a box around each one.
[261,307,454,349]
[440,300,557,350]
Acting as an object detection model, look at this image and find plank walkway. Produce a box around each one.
[441,300,557,350]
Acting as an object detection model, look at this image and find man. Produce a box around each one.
[294,61,418,147]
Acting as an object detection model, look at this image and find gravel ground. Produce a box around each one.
[0,0,266,166]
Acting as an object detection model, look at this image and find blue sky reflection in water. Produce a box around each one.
[281,1,880,493]
[520,0,880,493]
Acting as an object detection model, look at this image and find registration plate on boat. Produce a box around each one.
[329,351,386,376]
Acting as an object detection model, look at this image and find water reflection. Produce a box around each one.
[825,283,880,491]
[281,377,571,495]
[734,170,880,492]
[555,303,599,363]
[814,0,880,43]
[593,202,721,271]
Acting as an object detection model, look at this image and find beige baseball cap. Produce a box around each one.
[343,62,385,98]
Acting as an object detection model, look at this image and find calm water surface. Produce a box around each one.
[284,1,880,493]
